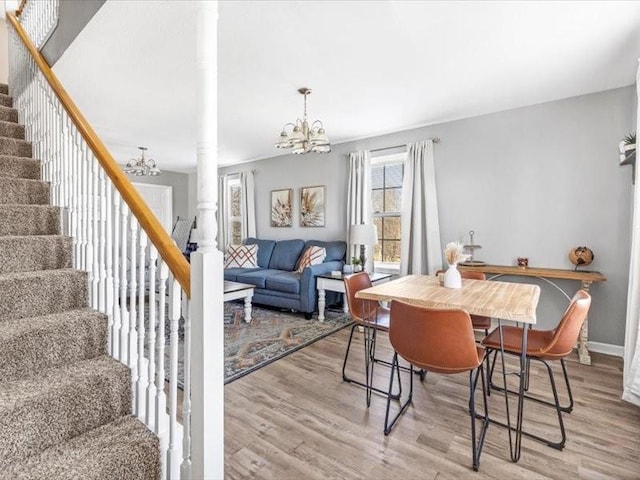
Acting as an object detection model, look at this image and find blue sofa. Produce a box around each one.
[224,238,346,318]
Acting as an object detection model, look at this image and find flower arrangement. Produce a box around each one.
[444,241,469,266]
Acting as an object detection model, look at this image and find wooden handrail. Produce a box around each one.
[6,12,191,297]
[15,0,27,17]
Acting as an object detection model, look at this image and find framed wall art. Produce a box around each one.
[300,185,325,227]
[271,188,293,227]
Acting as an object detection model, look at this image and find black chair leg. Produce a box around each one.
[469,364,489,471]
[384,354,413,436]
[342,323,401,402]
[487,351,573,413]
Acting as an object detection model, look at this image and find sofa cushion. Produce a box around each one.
[296,246,326,273]
[224,267,260,282]
[244,238,276,268]
[224,244,258,268]
[235,269,284,289]
[265,271,301,294]
[268,239,305,271]
[304,240,347,262]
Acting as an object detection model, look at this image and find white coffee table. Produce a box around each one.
[316,272,392,321]
[224,280,255,323]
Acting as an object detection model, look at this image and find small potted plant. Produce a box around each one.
[351,256,362,272]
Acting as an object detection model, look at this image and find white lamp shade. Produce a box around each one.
[350,223,378,245]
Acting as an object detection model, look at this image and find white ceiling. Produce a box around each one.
[53,0,640,172]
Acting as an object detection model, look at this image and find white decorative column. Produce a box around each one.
[188,1,224,479]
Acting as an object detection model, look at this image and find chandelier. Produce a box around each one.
[275,88,331,154]
[123,146,161,176]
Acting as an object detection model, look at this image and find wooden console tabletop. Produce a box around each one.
[459,264,606,365]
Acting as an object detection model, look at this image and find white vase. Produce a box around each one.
[443,263,462,289]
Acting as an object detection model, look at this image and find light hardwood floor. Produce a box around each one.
[224,326,640,479]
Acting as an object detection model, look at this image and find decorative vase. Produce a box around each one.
[443,263,462,289]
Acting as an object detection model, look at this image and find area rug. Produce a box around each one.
[151,302,352,386]
[223,303,352,383]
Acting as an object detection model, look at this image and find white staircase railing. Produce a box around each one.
[7,8,195,480]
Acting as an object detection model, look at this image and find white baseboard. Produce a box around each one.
[588,341,624,358]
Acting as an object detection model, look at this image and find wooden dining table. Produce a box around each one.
[356,274,541,463]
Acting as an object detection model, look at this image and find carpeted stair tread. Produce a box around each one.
[0,155,39,179]
[0,105,18,123]
[0,205,60,236]
[0,308,107,381]
[0,415,160,480]
[0,93,12,108]
[0,355,131,470]
[0,84,7,95]
[0,120,24,139]
[0,269,87,322]
[0,177,49,205]
[0,235,72,274]
[0,136,32,157]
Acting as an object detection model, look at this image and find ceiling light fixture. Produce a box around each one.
[275,88,331,154]
[123,146,161,176]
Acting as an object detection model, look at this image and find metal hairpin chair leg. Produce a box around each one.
[383,352,412,435]
[486,350,569,450]
[470,364,489,471]
[341,323,402,405]
[487,351,574,413]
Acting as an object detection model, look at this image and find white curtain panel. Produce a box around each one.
[216,174,228,253]
[400,140,442,276]
[346,150,372,263]
[240,170,257,240]
[622,64,640,407]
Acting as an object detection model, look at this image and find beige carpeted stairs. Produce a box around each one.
[0,83,160,479]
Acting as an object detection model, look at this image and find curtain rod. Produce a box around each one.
[370,137,440,154]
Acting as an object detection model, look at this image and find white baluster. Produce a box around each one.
[105,179,114,353]
[156,260,169,479]
[129,217,139,413]
[119,203,130,365]
[137,229,148,418]
[181,297,192,479]
[146,245,158,428]
[79,137,88,271]
[167,276,181,478]
[98,167,107,313]
[112,188,121,360]
[91,153,99,308]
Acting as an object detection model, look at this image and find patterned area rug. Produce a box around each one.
[151,302,352,387]
[224,303,352,384]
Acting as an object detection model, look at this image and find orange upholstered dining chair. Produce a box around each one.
[384,300,489,472]
[343,273,419,407]
[481,290,591,450]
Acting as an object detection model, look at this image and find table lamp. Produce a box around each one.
[350,223,378,273]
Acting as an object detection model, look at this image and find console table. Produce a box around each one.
[459,264,606,365]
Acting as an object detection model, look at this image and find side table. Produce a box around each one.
[316,272,392,322]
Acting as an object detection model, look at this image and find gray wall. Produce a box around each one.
[220,86,635,346]
[133,170,191,226]
[42,0,105,66]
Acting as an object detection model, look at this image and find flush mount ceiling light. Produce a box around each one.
[123,146,161,176]
[275,88,331,154]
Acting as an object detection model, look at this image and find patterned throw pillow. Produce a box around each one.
[224,244,258,269]
[296,246,326,273]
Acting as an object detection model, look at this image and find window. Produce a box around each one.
[371,152,406,266]
[227,177,242,245]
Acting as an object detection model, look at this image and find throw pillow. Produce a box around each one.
[296,246,326,273]
[224,244,258,269]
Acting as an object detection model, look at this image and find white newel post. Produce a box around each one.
[189,1,223,479]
